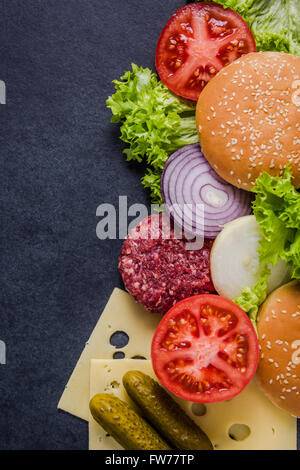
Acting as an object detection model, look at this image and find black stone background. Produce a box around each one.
[0,0,299,450]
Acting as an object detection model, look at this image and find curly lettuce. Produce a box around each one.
[234,265,270,326]
[234,168,300,321]
[106,64,198,203]
[252,167,300,279]
[194,0,300,56]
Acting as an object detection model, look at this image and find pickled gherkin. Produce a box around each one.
[89,393,171,450]
[123,371,213,450]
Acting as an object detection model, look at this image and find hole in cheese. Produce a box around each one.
[113,351,125,359]
[228,424,251,441]
[191,403,207,416]
[110,331,129,349]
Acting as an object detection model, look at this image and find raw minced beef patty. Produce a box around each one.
[119,214,215,314]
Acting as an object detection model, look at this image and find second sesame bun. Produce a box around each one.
[257,281,300,418]
[196,52,300,190]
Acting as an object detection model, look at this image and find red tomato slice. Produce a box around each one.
[156,2,256,101]
[151,295,259,403]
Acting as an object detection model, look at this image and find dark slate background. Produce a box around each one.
[0,0,298,450]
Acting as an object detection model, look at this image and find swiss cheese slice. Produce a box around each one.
[89,359,297,451]
[58,288,162,420]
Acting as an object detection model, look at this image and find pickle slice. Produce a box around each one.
[123,371,213,450]
[89,393,171,450]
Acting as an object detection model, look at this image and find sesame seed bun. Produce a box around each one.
[256,280,300,417]
[196,52,300,190]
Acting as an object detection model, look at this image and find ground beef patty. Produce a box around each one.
[119,214,215,314]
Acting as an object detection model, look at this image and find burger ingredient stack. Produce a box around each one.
[58,1,300,451]
[105,4,300,450]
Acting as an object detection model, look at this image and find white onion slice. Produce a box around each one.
[161,144,252,239]
[211,215,291,300]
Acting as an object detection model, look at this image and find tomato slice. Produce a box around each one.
[151,295,259,402]
[156,2,256,101]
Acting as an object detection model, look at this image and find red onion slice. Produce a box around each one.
[161,143,252,239]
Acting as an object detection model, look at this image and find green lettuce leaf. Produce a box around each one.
[234,167,300,321]
[252,167,300,279]
[194,0,300,56]
[234,265,270,327]
[106,64,198,202]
